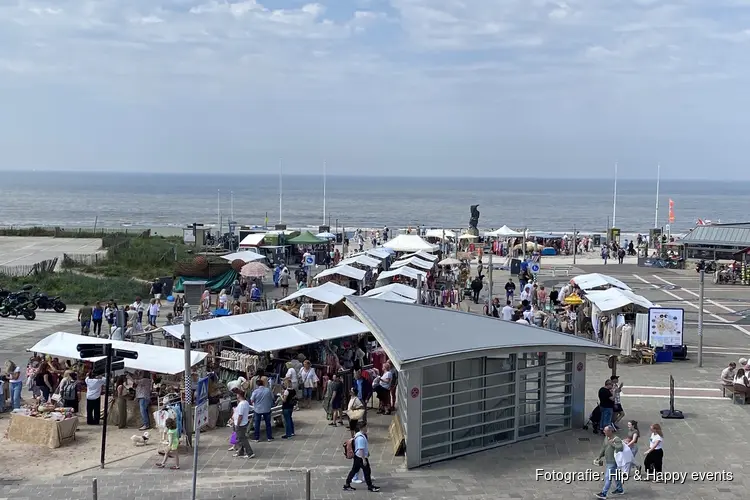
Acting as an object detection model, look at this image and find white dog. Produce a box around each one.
[130,431,150,446]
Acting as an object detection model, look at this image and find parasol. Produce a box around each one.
[458,233,479,240]
[439,257,461,266]
[563,294,583,305]
[240,262,270,278]
[316,232,336,239]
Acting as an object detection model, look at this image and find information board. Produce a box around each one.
[648,307,684,347]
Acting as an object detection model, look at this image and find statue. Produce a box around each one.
[468,205,480,236]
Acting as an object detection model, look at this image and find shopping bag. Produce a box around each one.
[229,431,238,445]
[615,445,634,475]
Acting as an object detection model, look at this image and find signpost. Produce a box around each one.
[77,343,138,469]
[530,263,540,275]
[304,254,315,287]
[192,376,209,500]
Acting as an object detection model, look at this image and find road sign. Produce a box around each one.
[196,376,209,405]
[530,263,540,274]
[304,254,315,266]
[195,401,209,430]
[410,387,420,399]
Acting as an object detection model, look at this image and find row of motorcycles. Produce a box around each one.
[0,284,67,321]
[695,259,741,284]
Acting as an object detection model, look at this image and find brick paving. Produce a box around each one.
[2,267,750,499]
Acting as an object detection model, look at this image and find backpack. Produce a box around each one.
[342,438,355,459]
[62,381,77,401]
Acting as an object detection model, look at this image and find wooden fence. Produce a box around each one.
[0,258,59,278]
[62,253,106,268]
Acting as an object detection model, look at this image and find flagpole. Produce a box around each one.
[217,189,221,235]
[612,162,618,228]
[654,163,660,228]
[230,191,234,222]
[323,160,327,225]
[279,158,283,224]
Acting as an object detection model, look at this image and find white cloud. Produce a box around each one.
[1,0,750,177]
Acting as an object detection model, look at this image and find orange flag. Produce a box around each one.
[668,199,675,223]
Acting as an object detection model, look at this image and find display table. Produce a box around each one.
[7,413,78,449]
[107,398,157,428]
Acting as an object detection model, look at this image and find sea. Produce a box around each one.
[0,171,743,234]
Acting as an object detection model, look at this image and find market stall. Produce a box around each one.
[367,290,416,304]
[314,265,366,292]
[571,273,631,291]
[583,288,654,357]
[403,250,439,262]
[390,256,435,271]
[7,407,78,449]
[383,235,438,253]
[376,266,427,285]
[338,254,382,269]
[366,248,393,260]
[239,233,268,249]
[276,282,356,320]
[364,282,419,301]
[220,250,267,263]
[424,229,456,240]
[162,308,301,343]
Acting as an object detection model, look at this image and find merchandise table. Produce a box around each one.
[7,413,79,449]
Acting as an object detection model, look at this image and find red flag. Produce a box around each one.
[669,199,675,223]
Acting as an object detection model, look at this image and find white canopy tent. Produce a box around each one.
[338,255,381,268]
[29,332,207,375]
[366,248,393,260]
[277,282,356,305]
[424,229,456,240]
[220,250,267,263]
[438,257,461,266]
[315,265,366,282]
[364,283,418,301]
[458,233,478,240]
[404,250,439,262]
[377,267,427,282]
[239,233,267,247]
[390,256,434,271]
[368,290,416,304]
[230,316,369,352]
[572,273,631,291]
[487,225,523,237]
[316,232,336,239]
[584,288,654,313]
[162,309,301,343]
[383,235,438,253]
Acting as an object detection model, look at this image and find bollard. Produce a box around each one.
[305,469,311,500]
[92,478,98,500]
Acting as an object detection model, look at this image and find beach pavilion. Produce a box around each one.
[345,296,618,468]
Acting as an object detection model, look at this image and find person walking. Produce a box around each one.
[643,423,664,478]
[281,378,296,439]
[623,420,641,473]
[343,422,380,492]
[594,425,625,499]
[5,360,23,409]
[233,390,255,459]
[92,302,104,337]
[250,378,274,442]
[597,379,615,432]
[78,302,93,335]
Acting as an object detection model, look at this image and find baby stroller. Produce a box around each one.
[582,404,601,434]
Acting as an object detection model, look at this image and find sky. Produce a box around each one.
[1,0,750,178]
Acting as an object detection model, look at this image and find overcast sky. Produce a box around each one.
[1,0,749,178]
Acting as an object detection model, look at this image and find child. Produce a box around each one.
[157,417,180,469]
[228,402,239,452]
[148,299,159,328]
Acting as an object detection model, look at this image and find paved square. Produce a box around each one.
[0,236,102,268]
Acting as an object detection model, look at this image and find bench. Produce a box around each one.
[732,384,750,405]
[722,383,735,398]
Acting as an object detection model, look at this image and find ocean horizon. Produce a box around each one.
[1,171,744,233]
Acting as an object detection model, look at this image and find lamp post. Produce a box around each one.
[183,303,193,448]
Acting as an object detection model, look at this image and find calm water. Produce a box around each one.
[0,172,742,233]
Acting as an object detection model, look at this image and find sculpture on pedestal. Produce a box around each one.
[468,205,480,236]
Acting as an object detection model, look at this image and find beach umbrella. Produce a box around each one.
[439,257,461,266]
[240,262,270,278]
[316,232,336,239]
[563,294,583,305]
[459,234,479,240]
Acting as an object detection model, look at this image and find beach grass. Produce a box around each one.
[64,235,191,280]
[0,271,149,304]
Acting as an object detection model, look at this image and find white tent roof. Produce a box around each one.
[424,229,456,239]
[488,225,523,237]
[377,266,427,282]
[29,332,207,375]
[404,250,439,262]
[439,257,461,266]
[390,256,434,271]
[572,273,631,291]
[338,255,381,268]
[383,235,438,253]
[366,248,393,259]
[315,265,366,281]
[364,283,418,301]
[584,288,654,313]
[368,290,416,304]
[220,250,266,263]
[230,316,369,352]
[162,309,301,342]
[277,282,356,305]
[239,233,267,247]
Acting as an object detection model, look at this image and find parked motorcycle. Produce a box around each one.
[696,260,717,274]
[32,292,67,313]
[0,293,36,320]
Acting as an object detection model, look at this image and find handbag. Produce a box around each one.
[347,398,365,420]
[229,431,238,445]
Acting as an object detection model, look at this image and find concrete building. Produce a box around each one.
[681,223,750,260]
[346,296,619,468]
